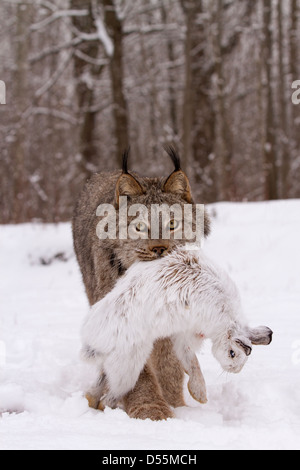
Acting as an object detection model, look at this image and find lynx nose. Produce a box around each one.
[151,246,168,257]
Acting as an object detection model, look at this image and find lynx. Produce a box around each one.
[72,147,210,420]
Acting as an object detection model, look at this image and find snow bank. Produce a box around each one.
[0,200,300,450]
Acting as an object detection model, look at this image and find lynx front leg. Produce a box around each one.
[123,362,174,421]
[105,341,174,420]
[104,343,155,406]
[150,338,185,408]
[173,336,207,404]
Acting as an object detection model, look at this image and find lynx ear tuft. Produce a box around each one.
[122,147,130,175]
[163,146,192,203]
[115,147,144,206]
[164,145,181,172]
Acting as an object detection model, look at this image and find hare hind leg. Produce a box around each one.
[173,335,207,405]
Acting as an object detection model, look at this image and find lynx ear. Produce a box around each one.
[163,146,192,203]
[116,173,144,199]
[163,171,192,203]
[115,148,144,205]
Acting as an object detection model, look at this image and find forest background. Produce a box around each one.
[0,0,299,224]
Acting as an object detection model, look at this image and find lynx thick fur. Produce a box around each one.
[81,247,273,409]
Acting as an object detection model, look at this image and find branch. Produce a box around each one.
[93,15,114,57]
[2,0,57,11]
[30,10,89,32]
[29,174,48,202]
[221,0,258,55]
[29,33,99,64]
[74,49,108,66]
[35,52,74,99]
[124,23,178,36]
[91,0,114,57]
[24,106,79,126]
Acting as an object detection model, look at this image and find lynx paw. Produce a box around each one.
[127,402,174,421]
[85,393,105,411]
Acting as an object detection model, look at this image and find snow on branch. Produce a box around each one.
[94,15,114,57]
[29,174,48,202]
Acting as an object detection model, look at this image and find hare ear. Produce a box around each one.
[246,326,273,346]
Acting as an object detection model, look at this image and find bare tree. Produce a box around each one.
[262,0,279,200]
[180,0,216,202]
[71,0,105,177]
[277,0,290,198]
[102,0,129,166]
[160,0,178,139]
[212,0,235,201]
[289,0,300,196]
[12,3,33,222]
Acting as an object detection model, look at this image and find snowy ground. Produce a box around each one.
[0,200,300,450]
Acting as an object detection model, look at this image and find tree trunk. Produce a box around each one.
[12,4,32,222]
[71,0,102,178]
[213,0,235,201]
[102,0,129,167]
[160,0,178,138]
[277,0,290,199]
[180,0,216,202]
[289,0,299,193]
[263,0,278,200]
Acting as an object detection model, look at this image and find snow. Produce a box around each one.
[95,15,114,57]
[0,200,300,450]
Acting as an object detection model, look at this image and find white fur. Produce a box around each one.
[81,247,272,405]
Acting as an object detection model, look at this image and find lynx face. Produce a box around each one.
[103,148,210,271]
[115,186,195,263]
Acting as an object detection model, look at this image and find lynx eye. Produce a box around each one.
[167,219,180,231]
[230,350,236,359]
[135,222,148,233]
